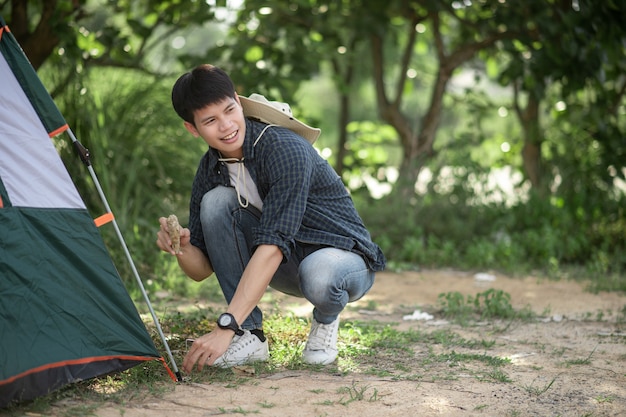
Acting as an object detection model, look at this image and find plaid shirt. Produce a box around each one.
[188,118,386,271]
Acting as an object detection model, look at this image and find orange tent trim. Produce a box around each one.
[49,123,69,138]
[94,212,114,227]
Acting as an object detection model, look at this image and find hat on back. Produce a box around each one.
[239,93,321,144]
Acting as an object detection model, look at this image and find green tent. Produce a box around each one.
[0,17,178,407]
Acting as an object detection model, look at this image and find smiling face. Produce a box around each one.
[184,95,247,159]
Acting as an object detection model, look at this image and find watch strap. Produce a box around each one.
[217,313,244,336]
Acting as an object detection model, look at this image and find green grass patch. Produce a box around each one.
[438,289,535,325]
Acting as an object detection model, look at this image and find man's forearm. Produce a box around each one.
[177,244,214,281]
[227,244,283,326]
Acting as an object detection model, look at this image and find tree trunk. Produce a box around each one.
[335,92,350,176]
[370,8,509,199]
[396,151,430,198]
[331,51,355,177]
[393,61,450,197]
[9,0,68,70]
[514,90,548,196]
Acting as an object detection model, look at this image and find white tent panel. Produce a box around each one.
[0,52,85,209]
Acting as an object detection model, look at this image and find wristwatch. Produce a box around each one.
[217,313,244,336]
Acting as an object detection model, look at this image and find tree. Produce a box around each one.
[368,1,518,195]
[2,0,82,70]
[496,0,626,197]
[216,0,382,176]
[2,0,221,94]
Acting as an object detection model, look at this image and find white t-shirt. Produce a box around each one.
[226,161,263,211]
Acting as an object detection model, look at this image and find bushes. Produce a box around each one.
[357,182,626,283]
[47,66,624,295]
[54,68,204,297]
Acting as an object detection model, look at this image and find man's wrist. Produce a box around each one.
[217,313,244,336]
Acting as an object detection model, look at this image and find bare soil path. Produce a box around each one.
[58,270,626,416]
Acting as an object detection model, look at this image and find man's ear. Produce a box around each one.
[183,121,199,137]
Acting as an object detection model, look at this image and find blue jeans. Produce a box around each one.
[199,186,375,330]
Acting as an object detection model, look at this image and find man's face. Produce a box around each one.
[184,95,246,159]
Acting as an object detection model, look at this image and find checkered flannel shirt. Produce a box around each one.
[187,118,386,272]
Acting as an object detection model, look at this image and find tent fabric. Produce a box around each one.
[0,17,162,407]
[0,17,67,136]
[0,52,84,209]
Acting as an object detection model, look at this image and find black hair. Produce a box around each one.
[171,64,237,125]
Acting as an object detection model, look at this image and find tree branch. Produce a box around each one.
[370,32,414,150]
[393,12,421,107]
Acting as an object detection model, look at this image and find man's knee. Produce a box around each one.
[300,248,371,303]
[299,252,342,302]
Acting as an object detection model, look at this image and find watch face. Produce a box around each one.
[219,314,233,327]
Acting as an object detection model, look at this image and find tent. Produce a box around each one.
[0,17,180,407]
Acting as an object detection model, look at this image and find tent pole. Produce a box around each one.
[68,129,182,382]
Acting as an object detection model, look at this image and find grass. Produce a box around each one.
[3,310,515,415]
[336,381,380,404]
[564,345,597,366]
[521,375,559,396]
[3,286,621,416]
[217,405,257,414]
[437,288,536,325]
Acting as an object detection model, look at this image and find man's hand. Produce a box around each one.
[156,216,191,255]
[183,328,234,373]
[155,216,214,281]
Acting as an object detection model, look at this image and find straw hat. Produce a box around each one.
[239,93,321,144]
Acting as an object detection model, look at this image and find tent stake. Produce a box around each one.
[69,129,183,382]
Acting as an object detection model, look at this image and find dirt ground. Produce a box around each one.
[68,270,626,416]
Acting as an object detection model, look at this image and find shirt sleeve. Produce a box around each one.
[253,135,314,260]
[188,152,212,258]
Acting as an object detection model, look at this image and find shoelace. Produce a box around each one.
[307,323,334,350]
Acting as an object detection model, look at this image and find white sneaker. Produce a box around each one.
[302,317,339,365]
[212,330,269,368]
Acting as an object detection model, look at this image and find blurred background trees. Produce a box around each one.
[3,0,624,294]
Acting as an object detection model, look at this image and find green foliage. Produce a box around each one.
[16,0,623,294]
[49,67,205,294]
[264,313,311,367]
[357,163,626,286]
[437,291,473,318]
[437,289,535,323]
[341,120,399,181]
